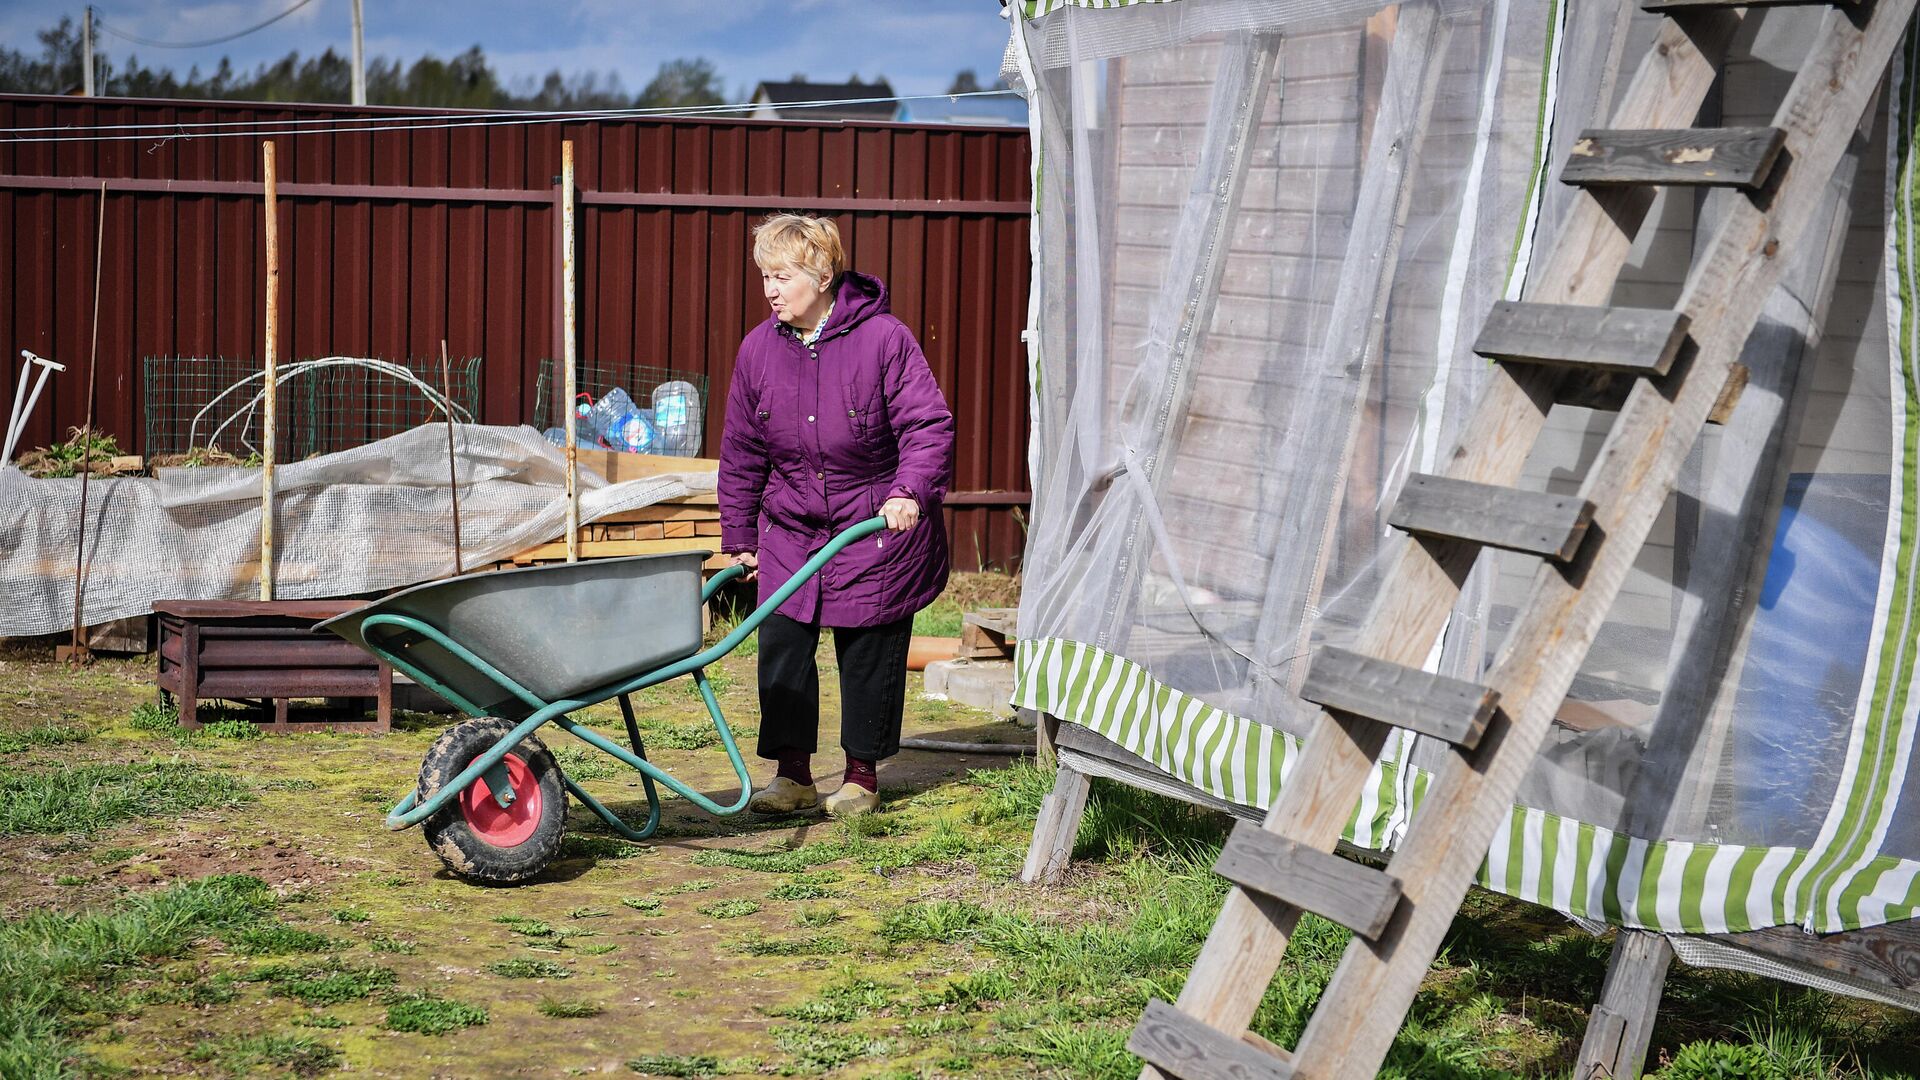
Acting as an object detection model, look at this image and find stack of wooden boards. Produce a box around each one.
[497,449,729,571]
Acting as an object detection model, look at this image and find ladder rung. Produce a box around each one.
[1300,646,1499,750]
[1643,0,1853,11]
[1129,998,1295,1080]
[1389,474,1596,562]
[1214,822,1403,940]
[1561,127,1787,190]
[1474,301,1691,375]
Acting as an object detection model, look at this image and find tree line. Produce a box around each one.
[0,16,727,111]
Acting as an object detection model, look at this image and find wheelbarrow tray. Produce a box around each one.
[317,550,708,720]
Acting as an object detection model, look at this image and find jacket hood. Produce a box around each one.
[818,271,889,337]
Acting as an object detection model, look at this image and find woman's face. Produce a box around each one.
[761,262,831,328]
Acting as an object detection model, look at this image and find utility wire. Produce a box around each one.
[91,0,322,50]
[0,90,1024,144]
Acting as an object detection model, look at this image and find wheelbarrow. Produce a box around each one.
[318,515,889,884]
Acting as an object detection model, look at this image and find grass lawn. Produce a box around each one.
[0,585,1915,1078]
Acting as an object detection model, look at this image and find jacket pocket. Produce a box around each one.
[842,385,887,443]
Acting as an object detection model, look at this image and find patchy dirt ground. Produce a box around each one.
[0,637,1056,1078]
[5,636,1917,1080]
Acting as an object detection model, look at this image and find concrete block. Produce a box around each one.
[922,657,1017,714]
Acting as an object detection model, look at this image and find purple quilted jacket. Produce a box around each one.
[718,271,954,627]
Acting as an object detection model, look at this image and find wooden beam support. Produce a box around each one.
[1389,473,1597,561]
[1301,646,1499,749]
[1129,999,1294,1080]
[1575,931,1673,1080]
[1214,822,1403,940]
[1474,301,1692,375]
[1021,762,1092,884]
[1562,127,1786,189]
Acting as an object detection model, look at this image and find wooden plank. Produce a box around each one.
[1553,361,1748,423]
[694,522,723,536]
[1473,301,1691,374]
[594,501,722,524]
[1128,999,1294,1080]
[509,536,713,563]
[1143,11,1746,1074]
[1287,4,1914,1074]
[1561,127,1786,189]
[573,448,719,484]
[1644,0,1852,10]
[1214,822,1402,941]
[1574,931,1673,1080]
[1388,474,1596,561]
[1020,764,1092,885]
[1300,646,1499,749]
[663,521,695,539]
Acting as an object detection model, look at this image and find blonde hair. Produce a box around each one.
[752,213,846,287]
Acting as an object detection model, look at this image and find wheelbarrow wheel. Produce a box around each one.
[417,717,568,884]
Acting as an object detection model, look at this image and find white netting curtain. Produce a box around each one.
[1017,0,1556,746]
[1013,0,1920,933]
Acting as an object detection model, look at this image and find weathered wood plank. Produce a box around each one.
[1473,301,1692,374]
[1142,13,1746,1078]
[1562,127,1786,189]
[1288,4,1914,1075]
[1020,762,1092,885]
[1575,931,1673,1080]
[1214,822,1403,941]
[1300,646,1499,749]
[1644,0,1852,11]
[1128,999,1294,1080]
[1388,473,1597,561]
[1554,361,1748,423]
[1710,920,1920,994]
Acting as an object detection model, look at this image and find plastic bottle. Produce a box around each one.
[589,388,657,454]
[651,380,702,456]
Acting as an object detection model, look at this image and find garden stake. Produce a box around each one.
[60,181,107,666]
[441,339,464,576]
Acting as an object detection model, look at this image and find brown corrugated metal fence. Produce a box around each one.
[0,94,1032,571]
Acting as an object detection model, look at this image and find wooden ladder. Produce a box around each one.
[1125,2,1916,1079]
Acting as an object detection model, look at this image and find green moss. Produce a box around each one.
[187,1031,340,1076]
[538,998,604,1019]
[695,898,759,920]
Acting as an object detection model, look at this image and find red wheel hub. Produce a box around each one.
[459,753,541,847]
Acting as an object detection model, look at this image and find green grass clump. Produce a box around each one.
[225,922,341,956]
[729,933,844,957]
[248,960,396,1005]
[0,761,252,836]
[368,935,417,954]
[331,908,371,924]
[0,722,90,754]
[772,1024,891,1071]
[639,717,723,750]
[0,874,275,1077]
[659,878,719,895]
[495,915,555,936]
[766,880,840,901]
[627,1054,722,1078]
[201,718,263,741]
[487,957,571,979]
[384,991,489,1034]
[127,701,179,732]
[292,1013,346,1029]
[696,898,759,920]
[769,978,898,1024]
[620,896,664,915]
[538,998,604,1019]
[795,905,843,929]
[553,745,621,782]
[691,842,843,874]
[187,1032,340,1077]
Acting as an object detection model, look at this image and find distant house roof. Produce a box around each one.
[894,91,1028,128]
[750,79,897,122]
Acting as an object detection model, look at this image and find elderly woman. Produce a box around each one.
[718,213,955,818]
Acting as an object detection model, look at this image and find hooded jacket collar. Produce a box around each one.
[777,271,888,342]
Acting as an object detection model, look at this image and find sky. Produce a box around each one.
[0,0,1015,101]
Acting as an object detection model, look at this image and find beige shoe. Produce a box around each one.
[747,776,819,815]
[821,782,879,818]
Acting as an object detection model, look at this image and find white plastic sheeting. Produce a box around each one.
[0,424,715,637]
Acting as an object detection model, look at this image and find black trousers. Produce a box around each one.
[756,611,914,762]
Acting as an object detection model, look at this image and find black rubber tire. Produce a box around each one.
[417,717,568,884]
